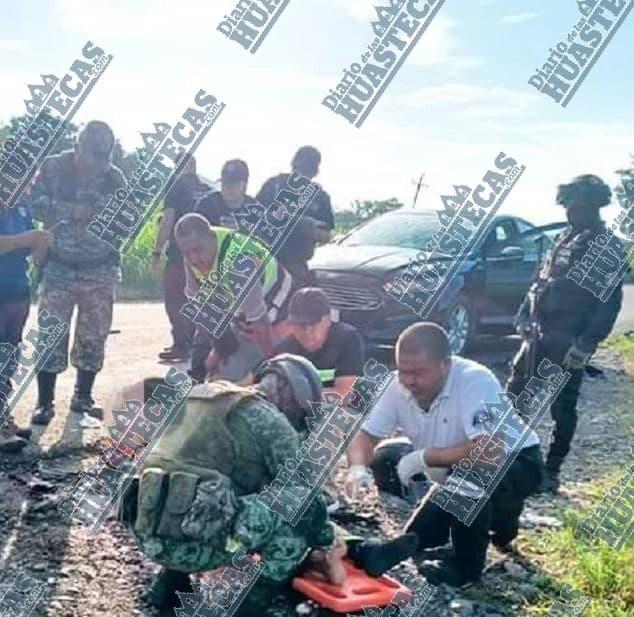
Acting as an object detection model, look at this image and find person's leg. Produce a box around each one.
[0,297,32,448]
[403,486,452,550]
[70,277,115,418]
[490,445,544,548]
[447,500,492,582]
[161,261,193,358]
[32,282,74,425]
[190,327,213,382]
[370,438,415,497]
[546,368,584,480]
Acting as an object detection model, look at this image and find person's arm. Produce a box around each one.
[28,159,60,226]
[0,229,54,255]
[347,428,380,467]
[327,325,364,399]
[578,282,623,352]
[423,438,484,467]
[151,208,175,273]
[246,316,274,358]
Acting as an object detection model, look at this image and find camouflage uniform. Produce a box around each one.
[29,150,126,373]
[121,381,334,608]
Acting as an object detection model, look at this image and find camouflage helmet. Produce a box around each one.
[556,174,611,209]
[253,353,322,414]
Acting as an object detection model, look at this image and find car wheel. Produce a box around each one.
[444,296,475,355]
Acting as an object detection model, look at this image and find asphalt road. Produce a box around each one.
[613,284,634,334]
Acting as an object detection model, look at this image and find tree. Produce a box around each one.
[334,198,402,234]
[0,114,79,155]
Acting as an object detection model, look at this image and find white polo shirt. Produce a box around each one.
[362,356,539,451]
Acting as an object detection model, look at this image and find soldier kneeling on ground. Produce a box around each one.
[116,355,417,614]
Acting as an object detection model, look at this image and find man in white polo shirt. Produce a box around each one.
[345,322,544,587]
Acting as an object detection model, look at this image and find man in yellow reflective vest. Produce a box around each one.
[175,213,295,383]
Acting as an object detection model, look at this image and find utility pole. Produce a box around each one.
[412,173,429,208]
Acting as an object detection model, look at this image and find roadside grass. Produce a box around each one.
[607,333,634,372]
[519,471,633,616]
[517,336,634,616]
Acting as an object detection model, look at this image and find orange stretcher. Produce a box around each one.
[292,559,412,613]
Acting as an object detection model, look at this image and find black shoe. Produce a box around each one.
[32,404,55,426]
[3,416,32,440]
[70,394,104,420]
[0,435,28,453]
[147,569,193,609]
[158,347,190,361]
[417,558,480,587]
[540,469,560,494]
[350,533,419,577]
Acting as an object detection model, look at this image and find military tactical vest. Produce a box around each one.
[143,380,262,480]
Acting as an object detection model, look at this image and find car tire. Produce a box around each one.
[443,295,476,355]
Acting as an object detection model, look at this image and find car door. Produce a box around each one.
[507,222,568,312]
[479,218,523,321]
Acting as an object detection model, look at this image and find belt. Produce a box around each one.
[49,253,119,270]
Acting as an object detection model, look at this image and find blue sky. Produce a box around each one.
[1,0,632,225]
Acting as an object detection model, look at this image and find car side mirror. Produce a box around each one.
[499,245,524,259]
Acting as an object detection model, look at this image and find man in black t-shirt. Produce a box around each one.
[195,159,255,229]
[256,146,335,286]
[152,155,209,361]
[275,288,364,398]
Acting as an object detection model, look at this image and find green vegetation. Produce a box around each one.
[520,473,634,616]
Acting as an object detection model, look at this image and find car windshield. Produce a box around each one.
[342,211,442,250]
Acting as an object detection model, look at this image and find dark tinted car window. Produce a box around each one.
[343,212,441,250]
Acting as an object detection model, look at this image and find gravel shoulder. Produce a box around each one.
[1,303,632,616]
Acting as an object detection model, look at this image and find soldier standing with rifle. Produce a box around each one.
[507,175,624,493]
[28,121,126,425]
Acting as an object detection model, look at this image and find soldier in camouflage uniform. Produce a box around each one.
[28,121,126,425]
[120,355,416,614]
[507,175,624,492]
[120,355,334,611]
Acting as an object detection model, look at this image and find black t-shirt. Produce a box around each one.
[164,175,209,263]
[195,191,257,228]
[256,173,335,265]
[275,321,364,387]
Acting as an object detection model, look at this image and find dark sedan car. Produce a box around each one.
[309,208,566,355]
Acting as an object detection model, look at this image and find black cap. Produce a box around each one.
[288,287,331,326]
[221,159,249,184]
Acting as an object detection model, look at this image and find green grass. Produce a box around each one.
[514,336,634,616]
[118,207,162,299]
[520,473,634,616]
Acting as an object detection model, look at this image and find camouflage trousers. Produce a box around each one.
[38,267,115,373]
[127,472,334,606]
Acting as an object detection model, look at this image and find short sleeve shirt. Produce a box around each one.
[256,173,335,264]
[274,321,364,386]
[165,175,209,263]
[362,356,539,451]
[0,203,33,300]
[195,191,256,229]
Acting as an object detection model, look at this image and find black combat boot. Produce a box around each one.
[70,370,104,420]
[540,467,561,493]
[147,568,193,608]
[32,371,57,426]
[417,557,481,588]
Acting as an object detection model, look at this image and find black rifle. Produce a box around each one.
[521,235,546,381]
